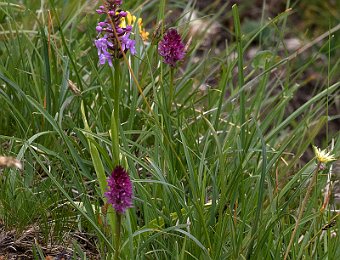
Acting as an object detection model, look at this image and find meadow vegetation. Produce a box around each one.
[0,0,339,259]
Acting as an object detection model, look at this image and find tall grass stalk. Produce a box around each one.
[284,162,321,260]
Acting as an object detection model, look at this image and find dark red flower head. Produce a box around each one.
[105,166,133,214]
[158,29,185,67]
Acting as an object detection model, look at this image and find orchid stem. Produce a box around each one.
[114,212,122,260]
[168,68,174,111]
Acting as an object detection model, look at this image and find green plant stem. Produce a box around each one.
[81,101,116,246]
[111,62,121,167]
[111,62,122,256]
[111,109,120,168]
[168,68,174,111]
[283,162,321,260]
[232,4,245,146]
[114,212,122,260]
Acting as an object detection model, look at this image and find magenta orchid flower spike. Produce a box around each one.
[158,28,186,67]
[105,166,133,214]
[95,0,136,66]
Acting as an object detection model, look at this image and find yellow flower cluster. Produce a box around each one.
[120,11,149,41]
[312,145,336,163]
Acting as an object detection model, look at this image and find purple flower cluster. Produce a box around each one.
[95,1,136,66]
[158,29,185,67]
[105,166,133,214]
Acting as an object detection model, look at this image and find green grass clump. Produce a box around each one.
[0,0,339,259]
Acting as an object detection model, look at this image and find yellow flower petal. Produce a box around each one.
[119,12,149,41]
[137,18,149,41]
[126,11,136,26]
[312,145,336,163]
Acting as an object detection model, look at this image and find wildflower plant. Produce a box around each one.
[158,28,186,67]
[105,165,133,259]
[95,1,136,66]
[89,0,139,258]
[312,145,336,163]
[284,145,337,260]
[158,28,186,110]
[105,166,133,214]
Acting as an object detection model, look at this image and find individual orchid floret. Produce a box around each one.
[105,166,133,214]
[95,36,114,66]
[158,28,186,67]
[94,0,136,66]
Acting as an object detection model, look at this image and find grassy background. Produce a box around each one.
[0,0,339,259]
